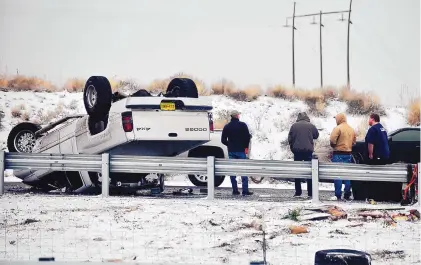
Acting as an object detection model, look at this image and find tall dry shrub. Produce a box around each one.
[408,98,420,126]
[6,75,57,92]
[211,79,237,95]
[339,88,384,115]
[64,78,85,92]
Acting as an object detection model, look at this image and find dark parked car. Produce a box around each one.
[351,127,420,202]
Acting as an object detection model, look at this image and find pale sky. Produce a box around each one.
[0,0,419,105]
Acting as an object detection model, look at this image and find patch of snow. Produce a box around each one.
[0,194,419,265]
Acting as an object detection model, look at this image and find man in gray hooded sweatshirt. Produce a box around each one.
[288,112,319,197]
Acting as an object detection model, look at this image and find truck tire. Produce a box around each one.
[7,122,41,153]
[315,249,372,265]
[83,76,112,119]
[166,78,198,98]
[187,147,225,187]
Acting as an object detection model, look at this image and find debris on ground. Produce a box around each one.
[329,229,349,235]
[22,218,40,225]
[366,199,377,205]
[289,225,308,234]
[371,250,406,260]
[209,220,220,226]
[358,211,385,219]
[172,188,193,195]
[303,205,347,221]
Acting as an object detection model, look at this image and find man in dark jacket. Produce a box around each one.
[288,112,319,198]
[221,110,253,196]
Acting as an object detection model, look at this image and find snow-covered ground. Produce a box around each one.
[0,91,419,264]
[0,194,420,265]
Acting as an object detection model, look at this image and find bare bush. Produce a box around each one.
[21,111,31,121]
[0,108,4,129]
[68,99,79,110]
[11,104,26,118]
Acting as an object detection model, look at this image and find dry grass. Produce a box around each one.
[339,87,384,115]
[211,79,237,95]
[1,75,57,92]
[64,78,85,92]
[0,74,387,116]
[214,119,228,130]
[407,98,420,126]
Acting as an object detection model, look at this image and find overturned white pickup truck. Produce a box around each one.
[7,76,214,193]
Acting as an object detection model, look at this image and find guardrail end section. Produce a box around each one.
[0,151,5,196]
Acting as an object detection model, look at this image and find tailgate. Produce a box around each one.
[132,111,210,140]
[126,97,212,141]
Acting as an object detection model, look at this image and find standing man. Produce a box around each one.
[365,113,390,164]
[221,110,253,196]
[288,112,319,198]
[363,113,393,201]
[330,113,356,201]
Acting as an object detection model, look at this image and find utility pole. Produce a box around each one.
[347,0,353,90]
[285,0,352,89]
[292,2,296,87]
[319,11,324,88]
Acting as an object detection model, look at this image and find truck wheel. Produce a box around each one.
[188,173,225,187]
[315,249,372,265]
[7,122,41,153]
[83,76,112,119]
[166,78,198,98]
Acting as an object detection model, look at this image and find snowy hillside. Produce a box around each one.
[0,91,410,158]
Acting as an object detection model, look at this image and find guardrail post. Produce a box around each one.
[101,153,110,198]
[0,151,4,196]
[206,156,215,200]
[311,158,320,203]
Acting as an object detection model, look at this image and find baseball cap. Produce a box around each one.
[230,110,240,117]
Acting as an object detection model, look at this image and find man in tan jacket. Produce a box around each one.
[329,113,356,200]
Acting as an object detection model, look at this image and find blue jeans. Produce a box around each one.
[293,152,313,196]
[228,152,249,194]
[331,153,353,199]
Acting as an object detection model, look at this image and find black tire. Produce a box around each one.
[315,249,372,265]
[166,78,198,98]
[83,76,113,119]
[188,148,225,187]
[7,122,41,153]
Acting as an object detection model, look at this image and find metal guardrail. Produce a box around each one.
[0,151,419,204]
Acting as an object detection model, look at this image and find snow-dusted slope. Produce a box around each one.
[0,91,410,159]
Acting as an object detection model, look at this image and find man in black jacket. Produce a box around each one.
[288,112,319,198]
[221,110,253,196]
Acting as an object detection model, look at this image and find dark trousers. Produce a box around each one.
[293,152,313,196]
[352,157,401,202]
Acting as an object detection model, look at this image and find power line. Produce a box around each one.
[284,0,353,89]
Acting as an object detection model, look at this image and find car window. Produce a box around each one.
[391,130,420,142]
